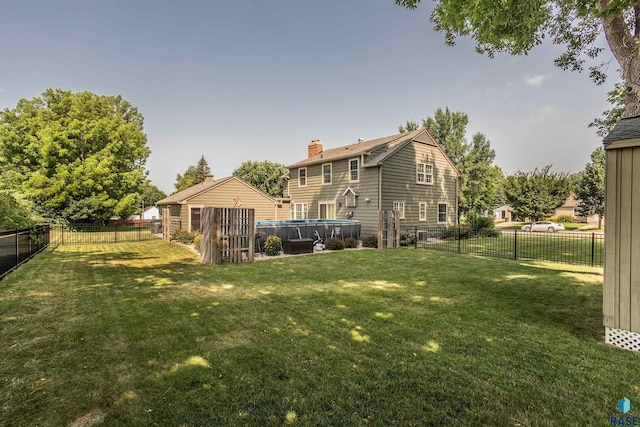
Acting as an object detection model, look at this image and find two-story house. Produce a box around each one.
[285,129,460,236]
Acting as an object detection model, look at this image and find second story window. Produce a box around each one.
[322,163,332,185]
[349,158,359,182]
[416,162,433,185]
[298,168,307,187]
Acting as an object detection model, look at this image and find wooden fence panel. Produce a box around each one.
[378,211,399,249]
[162,208,171,242]
[201,207,255,264]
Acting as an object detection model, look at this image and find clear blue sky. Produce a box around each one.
[1,1,615,194]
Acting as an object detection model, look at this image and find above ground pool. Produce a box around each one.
[255,219,361,247]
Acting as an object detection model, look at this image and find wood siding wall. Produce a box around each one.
[288,140,458,236]
[381,141,457,228]
[603,142,640,333]
[288,158,380,236]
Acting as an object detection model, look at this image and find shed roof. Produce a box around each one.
[603,115,640,144]
[156,176,279,205]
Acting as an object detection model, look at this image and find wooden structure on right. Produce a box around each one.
[602,115,640,351]
[378,210,400,249]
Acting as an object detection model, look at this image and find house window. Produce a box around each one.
[298,168,307,187]
[393,201,405,219]
[291,203,308,220]
[416,162,433,185]
[190,207,201,232]
[438,203,447,224]
[419,202,427,221]
[322,163,332,185]
[319,202,336,219]
[349,158,359,182]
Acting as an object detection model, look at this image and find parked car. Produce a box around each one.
[521,221,565,233]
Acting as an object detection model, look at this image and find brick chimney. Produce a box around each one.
[308,140,323,158]
[204,174,214,182]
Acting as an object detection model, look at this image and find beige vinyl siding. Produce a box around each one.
[381,141,457,227]
[187,179,281,221]
[289,159,380,235]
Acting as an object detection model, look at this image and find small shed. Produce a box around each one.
[602,115,640,351]
[156,175,287,232]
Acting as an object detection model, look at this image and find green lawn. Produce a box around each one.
[1,241,638,426]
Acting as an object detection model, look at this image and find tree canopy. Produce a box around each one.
[395,0,640,116]
[575,146,605,228]
[503,165,571,222]
[232,160,288,198]
[174,155,211,193]
[0,89,150,223]
[140,181,167,207]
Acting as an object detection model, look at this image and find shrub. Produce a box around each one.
[263,235,282,256]
[466,213,495,231]
[362,235,378,248]
[171,229,196,244]
[325,237,345,250]
[400,231,416,246]
[193,234,202,252]
[557,215,575,223]
[344,237,358,249]
[441,226,471,240]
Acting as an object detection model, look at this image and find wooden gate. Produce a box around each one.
[201,207,255,264]
[162,208,171,242]
[378,210,400,249]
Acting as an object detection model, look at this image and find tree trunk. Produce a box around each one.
[598,2,640,117]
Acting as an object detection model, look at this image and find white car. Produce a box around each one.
[521,221,565,233]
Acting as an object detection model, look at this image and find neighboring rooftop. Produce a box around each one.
[156,175,233,205]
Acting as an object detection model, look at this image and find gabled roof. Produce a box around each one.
[287,129,460,177]
[603,115,640,144]
[156,176,279,205]
[287,129,425,169]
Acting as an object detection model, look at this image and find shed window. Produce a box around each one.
[190,207,201,232]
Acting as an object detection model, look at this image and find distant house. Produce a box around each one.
[129,205,160,221]
[156,175,287,232]
[493,205,514,222]
[553,195,602,224]
[285,129,460,236]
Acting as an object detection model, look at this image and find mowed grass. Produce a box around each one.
[1,241,638,426]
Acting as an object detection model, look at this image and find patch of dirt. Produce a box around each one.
[69,408,105,427]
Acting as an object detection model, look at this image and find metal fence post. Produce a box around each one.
[15,229,19,270]
[414,226,418,249]
[514,230,518,260]
[114,224,118,243]
[591,232,595,267]
[457,227,461,254]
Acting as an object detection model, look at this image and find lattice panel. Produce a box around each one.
[606,327,640,351]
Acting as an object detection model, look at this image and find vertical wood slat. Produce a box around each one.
[603,149,617,327]
[200,207,255,265]
[631,147,640,332]
[162,208,171,242]
[619,149,633,330]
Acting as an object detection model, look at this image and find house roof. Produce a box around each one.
[287,129,425,169]
[286,129,461,176]
[156,176,280,205]
[603,115,640,144]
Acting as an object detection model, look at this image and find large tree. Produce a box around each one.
[575,146,605,228]
[139,181,167,208]
[0,89,150,223]
[232,160,288,198]
[462,133,504,215]
[503,165,571,222]
[396,0,640,116]
[174,155,211,193]
[423,107,469,166]
[398,119,420,133]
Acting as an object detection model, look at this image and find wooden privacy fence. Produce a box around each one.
[200,207,255,264]
[378,210,400,249]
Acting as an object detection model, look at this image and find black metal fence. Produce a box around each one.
[50,223,160,245]
[0,225,51,280]
[401,226,604,267]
